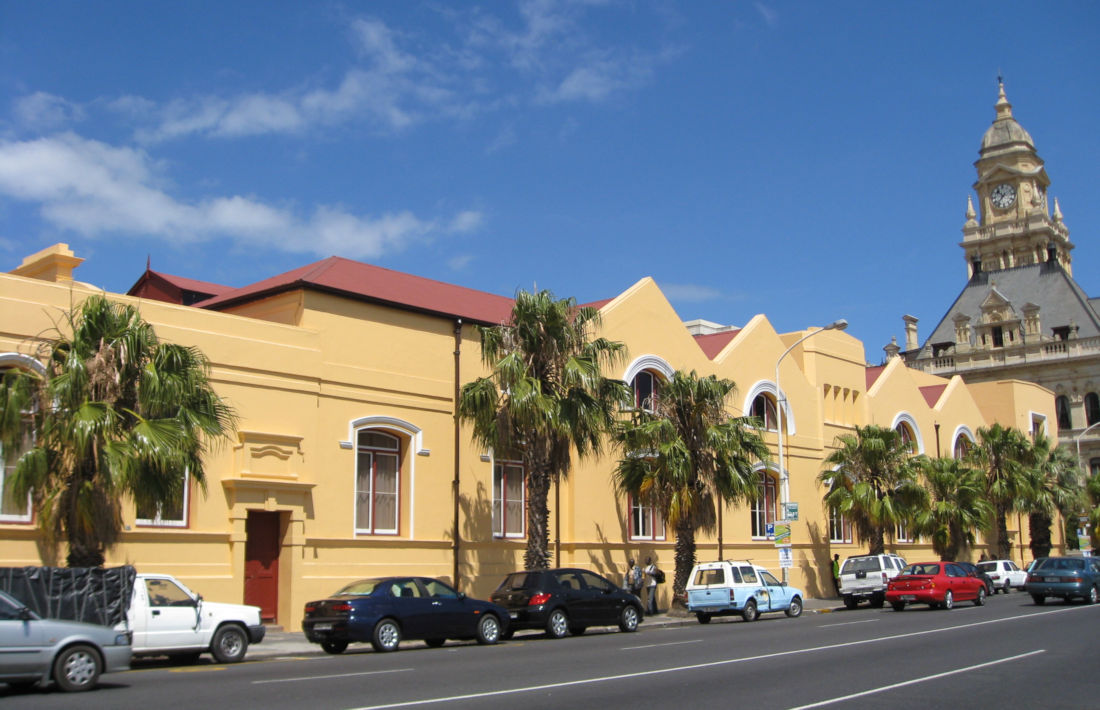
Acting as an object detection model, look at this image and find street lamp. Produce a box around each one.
[1075,421,1100,478]
[774,319,848,582]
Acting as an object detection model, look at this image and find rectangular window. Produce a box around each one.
[829,509,852,544]
[355,430,400,535]
[895,523,913,543]
[493,461,525,538]
[135,473,189,527]
[0,429,33,523]
[751,475,777,538]
[629,496,666,541]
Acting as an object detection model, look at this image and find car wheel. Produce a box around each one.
[942,590,954,610]
[476,614,501,645]
[1031,594,1045,605]
[618,605,640,633]
[843,596,857,610]
[321,640,349,654]
[742,600,758,622]
[371,618,402,652]
[786,597,803,618]
[424,638,447,648]
[53,644,101,692]
[891,602,905,611]
[696,613,712,624]
[974,586,985,607]
[986,581,994,596]
[211,625,249,663]
[545,609,569,639]
[1003,581,1010,593]
[1088,586,1099,605]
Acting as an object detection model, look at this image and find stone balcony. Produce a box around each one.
[913,335,1100,376]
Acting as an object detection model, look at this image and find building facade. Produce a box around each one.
[904,83,1100,477]
[1,242,1057,628]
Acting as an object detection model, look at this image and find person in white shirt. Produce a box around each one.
[643,556,659,614]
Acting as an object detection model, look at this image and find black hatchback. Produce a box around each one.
[957,561,995,596]
[489,568,643,639]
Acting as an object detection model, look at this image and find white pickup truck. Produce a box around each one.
[125,574,266,663]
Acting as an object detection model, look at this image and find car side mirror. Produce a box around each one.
[19,607,34,621]
[457,592,466,600]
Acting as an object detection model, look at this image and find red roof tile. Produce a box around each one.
[150,271,232,297]
[693,330,741,359]
[197,256,515,325]
[920,384,947,408]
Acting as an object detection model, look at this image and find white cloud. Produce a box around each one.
[659,283,724,302]
[448,254,474,270]
[13,92,83,131]
[755,2,779,27]
[0,133,480,260]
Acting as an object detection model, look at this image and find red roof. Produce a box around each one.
[693,330,741,359]
[197,256,515,325]
[920,384,947,408]
[865,365,886,389]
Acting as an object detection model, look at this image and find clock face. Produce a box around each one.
[991,183,1016,209]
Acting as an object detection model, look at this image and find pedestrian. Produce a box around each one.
[644,556,659,615]
[626,558,643,597]
[832,553,841,596]
[979,552,988,562]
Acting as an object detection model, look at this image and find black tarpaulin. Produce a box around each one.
[0,566,135,627]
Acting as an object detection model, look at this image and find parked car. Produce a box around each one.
[490,568,642,638]
[838,553,907,609]
[302,577,508,653]
[957,561,995,596]
[1025,556,1100,605]
[978,559,1028,593]
[0,589,132,692]
[885,561,987,611]
[685,560,804,623]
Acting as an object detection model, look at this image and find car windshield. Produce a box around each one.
[977,562,996,573]
[498,572,542,590]
[842,558,881,574]
[334,579,385,596]
[901,564,940,576]
[1037,558,1085,571]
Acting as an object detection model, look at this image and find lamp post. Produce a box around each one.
[1075,421,1100,477]
[774,319,848,582]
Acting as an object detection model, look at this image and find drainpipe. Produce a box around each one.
[453,318,463,591]
[555,479,561,567]
[934,422,941,458]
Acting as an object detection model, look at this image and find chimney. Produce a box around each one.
[903,315,919,351]
[11,243,84,283]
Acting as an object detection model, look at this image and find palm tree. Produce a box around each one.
[819,425,928,555]
[613,371,769,604]
[1088,471,1100,550]
[0,294,236,567]
[1024,434,1083,559]
[966,424,1032,560]
[914,456,991,561]
[459,289,630,571]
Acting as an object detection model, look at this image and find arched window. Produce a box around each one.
[751,471,778,538]
[1056,395,1072,430]
[750,393,779,431]
[895,422,917,454]
[632,371,660,412]
[629,495,665,541]
[355,430,401,534]
[0,357,40,524]
[1086,393,1100,427]
[1090,458,1100,477]
[953,435,973,460]
[493,459,525,538]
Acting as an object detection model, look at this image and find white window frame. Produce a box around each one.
[828,508,852,544]
[629,495,666,541]
[493,459,525,539]
[0,354,42,524]
[135,472,189,528]
[895,522,914,543]
[355,430,401,535]
[751,471,779,539]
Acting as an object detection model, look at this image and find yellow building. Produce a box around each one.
[0,244,1059,628]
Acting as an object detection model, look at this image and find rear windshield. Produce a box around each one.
[498,572,542,590]
[901,564,940,576]
[977,562,996,573]
[842,557,881,574]
[335,579,384,596]
[1036,558,1086,571]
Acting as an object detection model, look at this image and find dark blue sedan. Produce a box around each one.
[302,577,510,654]
[1025,556,1100,605]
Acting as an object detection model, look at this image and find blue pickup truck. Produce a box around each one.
[685,560,804,623]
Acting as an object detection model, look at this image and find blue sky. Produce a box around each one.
[1,1,1097,361]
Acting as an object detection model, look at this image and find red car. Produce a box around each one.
[885,561,987,611]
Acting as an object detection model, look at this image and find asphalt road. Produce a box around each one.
[6,595,1098,709]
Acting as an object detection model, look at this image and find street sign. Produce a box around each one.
[778,546,793,568]
[784,502,799,521]
[773,522,791,546]
[765,522,775,537]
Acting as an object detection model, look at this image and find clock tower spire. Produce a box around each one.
[961,80,1073,278]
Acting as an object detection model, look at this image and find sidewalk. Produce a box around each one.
[247,596,842,660]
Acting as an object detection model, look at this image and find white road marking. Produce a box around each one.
[345,605,1095,710]
[254,668,413,684]
[820,619,878,627]
[786,650,1046,709]
[621,639,702,650]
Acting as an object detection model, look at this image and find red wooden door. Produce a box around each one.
[245,511,281,621]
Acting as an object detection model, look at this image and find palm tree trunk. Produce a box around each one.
[944,521,962,561]
[995,503,1012,560]
[1028,512,1053,559]
[869,526,885,555]
[671,517,696,609]
[524,466,552,570]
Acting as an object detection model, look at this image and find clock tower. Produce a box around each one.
[962,81,1073,278]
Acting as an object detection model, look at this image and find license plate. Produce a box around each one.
[313,622,333,631]
[509,612,518,619]
[701,606,722,613]
[900,595,916,601]
[1045,577,1060,583]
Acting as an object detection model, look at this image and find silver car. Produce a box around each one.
[0,589,132,692]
